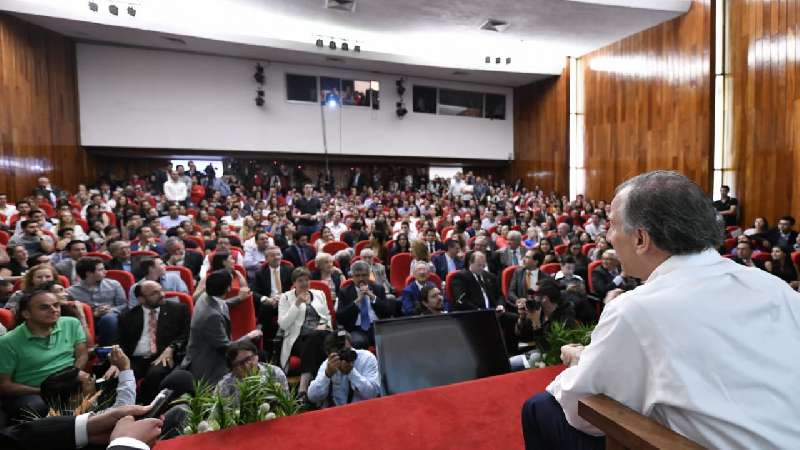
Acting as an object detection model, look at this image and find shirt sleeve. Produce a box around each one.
[307,359,332,404]
[349,352,380,400]
[111,369,137,408]
[113,283,128,313]
[75,413,90,448]
[546,299,650,436]
[107,437,150,450]
[71,317,87,344]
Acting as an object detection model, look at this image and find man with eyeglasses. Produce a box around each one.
[215,341,288,407]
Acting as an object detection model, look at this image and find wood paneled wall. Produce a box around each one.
[729,0,800,226]
[581,1,713,202]
[0,14,93,202]
[511,64,570,194]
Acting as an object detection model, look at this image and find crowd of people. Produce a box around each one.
[0,160,796,449]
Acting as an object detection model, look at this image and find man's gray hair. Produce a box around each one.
[164,237,182,251]
[350,260,370,275]
[615,171,723,255]
[109,240,131,253]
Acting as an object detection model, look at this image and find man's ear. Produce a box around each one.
[635,229,650,254]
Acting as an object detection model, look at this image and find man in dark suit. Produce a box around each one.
[494,230,526,272]
[33,176,63,205]
[341,221,369,248]
[349,168,366,192]
[164,237,203,280]
[423,229,445,254]
[0,404,163,450]
[118,280,189,404]
[507,250,550,309]
[336,261,392,349]
[252,245,292,342]
[432,239,464,282]
[283,231,316,269]
[399,264,435,316]
[591,249,638,300]
[763,215,798,252]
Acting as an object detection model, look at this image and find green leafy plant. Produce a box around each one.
[543,321,595,366]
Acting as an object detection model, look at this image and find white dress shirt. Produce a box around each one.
[163,180,188,202]
[547,249,800,449]
[326,221,348,241]
[307,349,381,407]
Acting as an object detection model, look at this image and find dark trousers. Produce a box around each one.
[290,330,330,374]
[1,395,48,423]
[132,356,175,405]
[256,302,280,343]
[521,392,605,450]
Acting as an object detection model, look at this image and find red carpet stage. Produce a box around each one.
[155,365,565,450]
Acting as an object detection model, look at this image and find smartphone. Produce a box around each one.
[141,388,174,419]
[95,346,114,359]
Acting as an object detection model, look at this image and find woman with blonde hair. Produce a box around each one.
[55,208,88,241]
[3,263,61,312]
[409,239,435,274]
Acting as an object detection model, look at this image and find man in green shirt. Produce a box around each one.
[0,289,88,421]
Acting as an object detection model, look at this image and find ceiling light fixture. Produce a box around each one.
[353,45,361,52]
[341,42,349,51]
[325,0,357,13]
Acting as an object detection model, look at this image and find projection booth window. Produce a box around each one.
[286,74,318,102]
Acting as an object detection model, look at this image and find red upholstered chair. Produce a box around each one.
[309,230,321,244]
[0,308,14,330]
[9,213,20,228]
[445,271,458,301]
[166,265,195,293]
[309,280,336,328]
[0,230,8,246]
[229,293,257,342]
[725,226,741,237]
[581,243,596,256]
[164,291,194,316]
[186,247,204,256]
[501,265,518,299]
[587,261,603,294]
[440,226,454,242]
[554,244,569,255]
[75,302,95,347]
[341,279,354,291]
[185,236,205,251]
[106,270,135,299]
[322,241,348,255]
[280,259,295,269]
[87,251,112,262]
[0,213,5,225]
[752,253,771,263]
[75,217,89,232]
[103,212,117,226]
[233,264,247,280]
[354,240,371,256]
[556,215,570,225]
[722,254,734,259]
[390,252,414,294]
[58,275,71,288]
[37,202,55,218]
[723,238,737,252]
[131,250,158,258]
[792,251,800,268]
[404,273,443,289]
[306,259,317,271]
[540,263,561,275]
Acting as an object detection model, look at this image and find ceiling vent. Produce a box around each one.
[325,0,357,13]
[480,19,509,32]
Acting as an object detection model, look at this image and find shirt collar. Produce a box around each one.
[646,248,722,284]
[22,318,61,340]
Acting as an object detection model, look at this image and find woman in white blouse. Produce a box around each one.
[278,267,332,396]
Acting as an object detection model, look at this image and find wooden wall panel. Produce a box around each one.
[730,0,800,226]
[0,14,93,202]
[581,1,713,202]
[511,64,570,194]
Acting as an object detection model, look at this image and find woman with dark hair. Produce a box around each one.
[369,229,389,265]
[537,238,557,264]
[193,251,250,302]
[566,242,590,280]
[389,233,411,259]
[764,246,798,288]
[0,245,28,279]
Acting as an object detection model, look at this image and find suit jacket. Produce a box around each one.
[182,294,234,384]
[33,186,63,204]
[254,264,293,300]
[591,265,638,299]
[350,172,366,190]
[336,282,392,332]
[450,269,501,311]
[342,230,369,248]
[423,240,445,254]
[283,244,316,269]
[54,258,79,285]
[118,301,190,360]
[431,253,465,282]
[494,246,525,271]
[507,266,551,306]
[764,228,799,251]
[0,415,75,450]
[106,256,142,275]
[399,280,434,316]
[310,269,343,299]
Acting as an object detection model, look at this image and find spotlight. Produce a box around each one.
[485,56,491,63]
[341,42,349,51]
[329,41,336,50]
[506,57,511,64]
[495,57,501,64]
[254,64,265,84]
[109,4,118,15]
[127,6,136,16]
[316,39,324,47]
[396,78,406,96]
[354,45,361,52]
[88,2,98,12]
[396,102,408,117]
[325,92,340,108]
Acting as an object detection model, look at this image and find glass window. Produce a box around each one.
[484,94,506,120]
[319,77,341,104]
[413,86,437,114]
[438,89,483,117]
[341,80,376,107]
[285,74,318,102]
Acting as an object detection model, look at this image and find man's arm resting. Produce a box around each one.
[0,373,40,396]
[74,342,89,370]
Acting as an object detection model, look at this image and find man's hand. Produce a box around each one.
[245,329,263,342]
[516,299,526,316]
[108,345,131,371]
[87,404,152,445]
[560,344,584,367]
[527,307,542,327]
[103,365,120,380]
[495,305,505,315]
[109,415,163,448]
[238,286,252,301]
[95,305,111,318]
[325,353,341,377]
[604,288,624,305]
[151,346,174,368]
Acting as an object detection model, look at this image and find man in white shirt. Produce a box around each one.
[158,203,189,230]
[522,171,800,449]
[243,231,274,279]
[583,214,606,240]
[0,194,16,224]
[325,211,348,241]
[307,330,380,408]
[163,171,188,204]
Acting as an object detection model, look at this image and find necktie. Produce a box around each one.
[359,296,372,331]
[511,250,518,265]
[298,246,307,265]
[148,309,158,356]
[273,268,282,294]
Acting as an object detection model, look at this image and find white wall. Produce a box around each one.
[76,43,514,160]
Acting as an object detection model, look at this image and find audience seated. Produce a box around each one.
[67,256,127,345]
[590,249,638,300]
[400,264,435,316]
[164,236,203,280]
[253,245,292,343]
[307,330,380,408]
[507,250,549,307]
[431,239,464,282]
[54,240,87,285]
[514,279,576,350]
[129,257,188,307]
[283,232,316,269]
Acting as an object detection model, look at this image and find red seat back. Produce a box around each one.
[166,265,195,294]
[587,260,603,294]
[186,236,205,251]
[0,308,14,329]
[131,250,159,258]
[389,252,414,293]
[554,244,569,255]
[58,275,71,288]
[354,240,371,257]
[309,231,321,244]
[501,265,518,299]
[164,290,194,316]
[403,273,443,289]
[309,281,336,328]
[229,293,257,343]
[752,253,771,263]
[87,251,112,262]
[581,243,596,256]
[322,241,348,255]
[540,263,561,275]
[445,271,458,301]
[0,230,8,246]
[106,270,135,299]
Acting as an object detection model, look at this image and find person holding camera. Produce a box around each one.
[307,330,380,408]
[515,278,576,350]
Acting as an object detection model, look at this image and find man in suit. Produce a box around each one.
[423,229,445,254]
[33,176,63,205]
[118,280,190,404]
[0,404,163,450]
[182,270,262,384]
[494,230,525,273]
[164,237,203,280]
[283,231,316,269]
[336,261,392,349]
[591,249,638,300]
[763,215,798,252]
[349,167,366,192]
[55,240,87,285]
[252,245,292,343]
[432,239,464,282]
[107,240,136,273]
[341,221,369,248]
[507,250,550,308]
[400,264,435,316]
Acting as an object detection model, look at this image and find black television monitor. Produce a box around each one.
[374,310,511,396]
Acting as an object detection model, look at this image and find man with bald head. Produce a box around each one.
[118,280,190,404]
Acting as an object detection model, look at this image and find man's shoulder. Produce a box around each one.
[103,278,123,289]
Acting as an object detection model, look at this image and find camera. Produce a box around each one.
[525,289,541,311]
[334,328,357,363]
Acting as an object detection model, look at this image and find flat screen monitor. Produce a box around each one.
[374,310,511,396]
